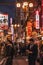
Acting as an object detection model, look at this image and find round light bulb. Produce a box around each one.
[16,3,21,8]
[29,3,33,7]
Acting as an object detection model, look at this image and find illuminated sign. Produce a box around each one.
[26,21,32,36]
[0,14,8,30]
[36,11,40,29]
[41,0,43,30]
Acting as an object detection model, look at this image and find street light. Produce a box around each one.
[16,2,33,19]
[29,3,33,7]
[14,24,20,35]
[14,24,20,28]
[17,24,20,27]
[14,24,17,28]
[16,2,28,8]
[16,2,33,42]
[16,2,33,8]
[16,3,21,8]
[22,2,28,8]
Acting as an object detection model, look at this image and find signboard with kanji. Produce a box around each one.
[35,11,40,29]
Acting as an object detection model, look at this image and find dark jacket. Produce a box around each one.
[40,44,43,57]
[27,43,38,59]
[6,44,14,57]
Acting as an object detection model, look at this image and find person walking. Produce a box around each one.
[5,40,14,65]
[26,38,38,65]
[40,43,43,65]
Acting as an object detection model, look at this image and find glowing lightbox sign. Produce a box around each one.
[36,11,40,29]
[10,18,12,25]
[41,0,43,30]
[0,14,8,30]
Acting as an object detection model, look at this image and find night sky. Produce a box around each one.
[0,0,16,22]
[0,0,15,2]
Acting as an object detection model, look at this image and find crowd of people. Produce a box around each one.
[0,35,43,65]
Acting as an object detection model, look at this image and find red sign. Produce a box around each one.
[41,0,43,28]
[27,21,32,36]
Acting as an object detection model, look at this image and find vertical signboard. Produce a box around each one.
[26,21,32,36]
[36,10,40,29]
[41,0,43,31]
[10,18,14,42]
[10,18,12,25]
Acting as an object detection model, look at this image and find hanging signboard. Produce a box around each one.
[26,21,32,36]
[0,14,8,30]
[41,0,43,31]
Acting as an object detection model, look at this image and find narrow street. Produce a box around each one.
[1,56,40,65]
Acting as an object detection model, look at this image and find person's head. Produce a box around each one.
[29,38,34,44]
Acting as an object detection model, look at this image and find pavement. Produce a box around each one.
[13,56,28,65]
[0,56,40,65]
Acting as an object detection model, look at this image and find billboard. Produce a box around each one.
[0,14,8,30]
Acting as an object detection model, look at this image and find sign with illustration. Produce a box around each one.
[0,14,8,30]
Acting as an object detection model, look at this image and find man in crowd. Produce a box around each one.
[40,43,43,65]
[5,40,14,65]
[26,38,38,65]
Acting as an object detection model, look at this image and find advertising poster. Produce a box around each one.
[0,14,8,30]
